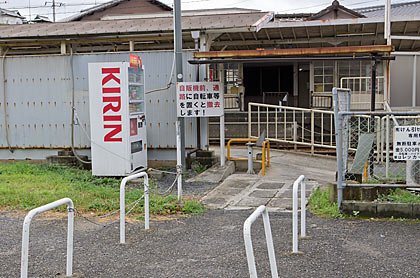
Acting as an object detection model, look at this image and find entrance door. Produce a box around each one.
[298,68,310,108]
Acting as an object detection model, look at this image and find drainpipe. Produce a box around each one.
[192,31,201,149]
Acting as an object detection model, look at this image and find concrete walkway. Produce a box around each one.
[201,147,337,211]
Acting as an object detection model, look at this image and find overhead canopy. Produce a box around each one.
[193,45,393,59]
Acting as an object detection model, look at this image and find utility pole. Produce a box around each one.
[174,0,186,168]
[52,0,56,22]
[174,0,185,200]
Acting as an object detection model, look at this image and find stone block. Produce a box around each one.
[377,203,413,218]
[341,201,377,217]
[412,204,420,218]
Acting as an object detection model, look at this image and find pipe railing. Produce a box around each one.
[21,198,74,278]
[292,175,306,253]
[226,138,270,175]
[243,205,278,278]
[120,172,149,244]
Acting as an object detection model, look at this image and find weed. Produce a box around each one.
[307,188,345,219]
[352,210,360,217]
[378,188,420,204]
[181,200,206,214]
[0,162,205,216]
[191,162,208,174]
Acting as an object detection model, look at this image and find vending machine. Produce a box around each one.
[88,55,147,176]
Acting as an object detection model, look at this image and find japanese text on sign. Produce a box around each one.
[176,82,224,117]
[393,126,420,160]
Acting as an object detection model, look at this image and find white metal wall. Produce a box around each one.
[0,51,198,161]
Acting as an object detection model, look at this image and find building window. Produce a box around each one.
[313,61,334,93]
[338,60,384,94]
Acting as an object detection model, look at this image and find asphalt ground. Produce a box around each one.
[1,209,419,278]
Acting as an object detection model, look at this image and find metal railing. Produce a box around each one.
[120,172,149,244]
[340,76,384,109]
[311,93,333,109]
[292,175,306,253]
[224,93,244,111]
[243,205,278,278]
[226,138,270,176]
[21,198,74,278]
[248,102,336,154]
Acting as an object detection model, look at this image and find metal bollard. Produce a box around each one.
[246,142,255,174]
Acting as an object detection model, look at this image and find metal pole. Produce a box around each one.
[385,0,392,45]
[386,115,390,180]
[243,206,278,278]
[174,0,186,168]
[120,172,149,244]
[369,59,377,177]
[21,198,74,278]
[176,120,183,200]
[412,55,417,107]
[336,114,344,209]
[220,114,225,167]
[53,0,56,22]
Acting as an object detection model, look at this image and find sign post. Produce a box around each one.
[176,81,225,167]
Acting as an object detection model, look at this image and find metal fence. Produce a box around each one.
[335,110,420,207]
[248,102,336,154]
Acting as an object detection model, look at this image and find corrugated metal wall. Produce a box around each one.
[0,51,198,160]
[390,54,420,107]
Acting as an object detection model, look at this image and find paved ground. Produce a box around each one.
[2,149,418,277]
[202,147,337,211]
[1,209,419,277]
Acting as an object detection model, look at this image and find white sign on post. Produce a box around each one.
[176,82,224,117]
[393,126,420,160]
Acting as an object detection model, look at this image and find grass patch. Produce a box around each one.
[378,188,420,204]
[0,162,205,216]
[307,187,345,219]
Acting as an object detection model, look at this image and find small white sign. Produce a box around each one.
[176,82,224,117]
[393,126,420,160]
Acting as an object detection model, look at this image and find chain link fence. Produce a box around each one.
[334,88,420,207]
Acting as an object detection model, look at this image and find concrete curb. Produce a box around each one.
[342,201,420,218]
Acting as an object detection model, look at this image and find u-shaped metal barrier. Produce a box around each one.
[120,172,149,244]
[292,175,306,253]
[21,198,74,278]
[243,205,278,278]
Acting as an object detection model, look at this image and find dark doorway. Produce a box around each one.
[298,67,310,108]
[243,64,293,109]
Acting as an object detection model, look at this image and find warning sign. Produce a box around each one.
[176,82,224,117]
[393,126,420,160]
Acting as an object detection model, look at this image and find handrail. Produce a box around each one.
[292,175,306,253]
[120,172,149,244]
[21,198,74,278]
[248,101,334,114]
[227,138,258,161]
[227,138,270,176]
[243,205,278,278]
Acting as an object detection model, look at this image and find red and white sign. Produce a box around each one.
[102,67,123,142]
[176,82,223,117]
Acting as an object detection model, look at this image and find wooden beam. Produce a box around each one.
[193,45,394,58]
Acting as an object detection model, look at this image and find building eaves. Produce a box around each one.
[61,0,172,22]
[355,1,420,18]
[0,8,25,19]
[308,0,365,20]
[0,12,272,40]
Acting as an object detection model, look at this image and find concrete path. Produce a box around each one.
[202,147,337,211]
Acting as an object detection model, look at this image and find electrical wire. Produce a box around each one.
[145,51,176,94]
[2,48,13,153]
[70,47,91,164]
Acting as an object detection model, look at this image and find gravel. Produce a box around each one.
[1,210,419,277]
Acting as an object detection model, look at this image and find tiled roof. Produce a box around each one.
[355,1,420,18]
